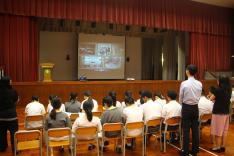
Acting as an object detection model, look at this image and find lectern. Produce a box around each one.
[40,63,54,82]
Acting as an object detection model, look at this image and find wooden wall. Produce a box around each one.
[12,80,217,108]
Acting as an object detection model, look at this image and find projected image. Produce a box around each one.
[78,34,125,79]
[104,57,122,69]
[79,44,95,55]
[80,56,102,69]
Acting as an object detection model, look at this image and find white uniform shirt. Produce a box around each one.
[123,105,143,137]
[198,96,214,116]
[81,99,98,112]
[25,101,46,116]
[140,99,162,122]
[47,103,66,113]
[135,99,142,107]
[154,99,167,108]
[162,100,181,122]
[25,101,46,128]
[72,113,102,139]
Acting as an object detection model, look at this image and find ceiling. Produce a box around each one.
[191,0,234,8]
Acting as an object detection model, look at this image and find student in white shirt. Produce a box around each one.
[81,91,98,112]
[140,91,162,122]
[72,99,102,150]
[162,91,181,122]
[154,92,167,108]
[46,95,66,113]
[123,96,143,149]
[198,90,214,116]
[161,90,181,143]
[25,95,46,129]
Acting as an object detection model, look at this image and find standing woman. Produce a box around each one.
[210,75,232,152]
[0,76,18,152]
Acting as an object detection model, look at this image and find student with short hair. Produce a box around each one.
[25,95,46,129]
[101,96,125,152]
[140,91,162,122]
[65,92,81,113]
[123,96,143,149]
[47,94,66,113]
[81,91,98,112]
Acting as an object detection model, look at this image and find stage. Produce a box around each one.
[12,80,217,108]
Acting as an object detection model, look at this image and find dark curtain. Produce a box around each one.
[142,37,163,80]
[0,0,232,35]
[189,33,232,79]
[0,14,38,81]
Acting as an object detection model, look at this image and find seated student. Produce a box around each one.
[161,90,181,142]
[123,96,143,149]
[140,91,162,122]
[108,91,122,108]
[101,96,125,152]
[45,97,71,153]
[45,96,71,139]
[207,86,216,103]
[154,92,167,107]
[135,90,144,107]
[198,89,214,116]
[121,91,133,108]
[25,95,46,129]
[65,92,81,113]
[81,91,98,112]
[47,94,66,113]
[72,100,102,149]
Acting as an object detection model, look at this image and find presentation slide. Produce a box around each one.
[78,33,125,79]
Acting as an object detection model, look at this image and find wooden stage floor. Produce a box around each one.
[1,108,234,156]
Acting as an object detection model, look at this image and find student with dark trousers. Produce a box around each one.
[179,65,202,156]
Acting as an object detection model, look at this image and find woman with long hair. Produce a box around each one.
[65,92,81,113]
[210,75,232,153]
[72,100,102,149]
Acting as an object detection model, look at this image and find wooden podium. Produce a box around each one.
[40,63,54,82]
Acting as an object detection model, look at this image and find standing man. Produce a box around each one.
[179,65,202,156]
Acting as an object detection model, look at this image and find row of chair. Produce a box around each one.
[18,112,212,156]
[15,116,183,156]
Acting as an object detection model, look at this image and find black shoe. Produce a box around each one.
[125,144,133,150]
[59,147,64,153]
[210,148,222,153]
[88,144,96,150]
[220,147,226,152]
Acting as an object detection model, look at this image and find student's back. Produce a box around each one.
[45,112,71,130]
[65,100,81,113]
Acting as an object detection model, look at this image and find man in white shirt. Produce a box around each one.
[198,90,214,116]
[81,91,98,112]
[140,91,162,122]
[25,96,46,129]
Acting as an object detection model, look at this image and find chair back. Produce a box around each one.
[165,116,181,126]
[103,123,123,132]
[146,118,161,127]
[125,121,144,130]
[14,130,42,156]
[70,113,79,123]
[93,111,102,118]
[75,126,97,136]
[200,114,212,122]
[47,127,71,138]
[25,115,44,130]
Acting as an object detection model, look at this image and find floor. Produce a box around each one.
[0,108,234,156]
